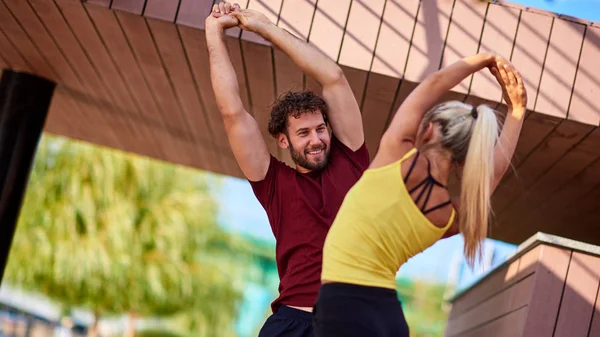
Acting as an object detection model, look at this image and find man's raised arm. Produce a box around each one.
[205,5,271,181]
[231,6,364,151]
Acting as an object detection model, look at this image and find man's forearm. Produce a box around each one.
[258,23,343,86]
[206,25,245,117]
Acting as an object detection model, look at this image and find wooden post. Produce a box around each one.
[0,69,56,284]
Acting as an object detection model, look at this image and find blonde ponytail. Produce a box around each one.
[459,105,499,267]
[421,102,501,267]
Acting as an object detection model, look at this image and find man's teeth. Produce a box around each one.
[308,149,323,155]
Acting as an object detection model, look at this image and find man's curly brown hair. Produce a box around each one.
[267,91,329,137]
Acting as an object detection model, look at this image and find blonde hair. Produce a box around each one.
[420,101,500,267]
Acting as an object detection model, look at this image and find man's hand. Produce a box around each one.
[489,57,527,111]
[210,2,273,34]
[232,7,274,35]
[205,2,240,31]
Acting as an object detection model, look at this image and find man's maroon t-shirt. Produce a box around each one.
[249,136,370,313]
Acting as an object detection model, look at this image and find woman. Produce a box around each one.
[314,53,527,336]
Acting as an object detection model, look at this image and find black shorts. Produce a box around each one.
[258,305,314,337]
[313,282,410,337]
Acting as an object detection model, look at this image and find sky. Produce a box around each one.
[513,0,600,22]
[214,0,599,285]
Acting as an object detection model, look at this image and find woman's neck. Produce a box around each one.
[422,149,453,185]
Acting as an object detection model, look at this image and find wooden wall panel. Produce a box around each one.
[274,0,315,94]
[510,11,552,111]
[446,275,534,336]
[361,73,400,158]
[535,19,585,118]
[111,0,145,15]
[303,0,350,94]
[569,25,600,125]
[448,244,572,337]
[0,21,70,139]
[454,306,528,337]
[396,0,453,124]
[542,177,600,241]
[370,0,419,78]
[498,128,600,232]
[554,252,600,337]
[403,0,453,83]
[31,0,145,155]
[492,120,592,215]
[225,36,251,116]
[2,0,120,148]
[510,112,560,167]
[175,0,213,30]
[147,19,221,172]
[225,25,263,165]
[362,0,419,157]
[309,0,352,61]
[178,25,243,177]
[521,245,571,337]
[469,4,520,105]
[84,3,172,155]
[56,0,161,158]
[588,281,600,337]
[277,0,315,41]
[143,0,180,22]
[338,0,386,111]
[501,154,600,243]
[387,80,417,127]
[240,40,278,154]
[86,0,111,7]
[115,12,190,136]
[449,245,540,317]
[441,0,487,95]
[338,0,385,72]
[0,10,54,80]
[0,29,37,75]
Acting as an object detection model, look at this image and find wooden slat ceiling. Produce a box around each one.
[1,0,599,246]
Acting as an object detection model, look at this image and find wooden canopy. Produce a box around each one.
[0,0,599,245]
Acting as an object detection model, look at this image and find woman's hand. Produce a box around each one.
[489,57,527,111]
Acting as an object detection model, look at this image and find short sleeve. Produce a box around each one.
[330,136,370,171]
[248,155,281,209]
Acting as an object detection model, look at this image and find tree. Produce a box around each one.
[4,135,243,337]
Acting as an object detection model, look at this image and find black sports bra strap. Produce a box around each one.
[403,151,452,215]
[412,179,430,207]
[422,199,453,215]
[420,181,436,213]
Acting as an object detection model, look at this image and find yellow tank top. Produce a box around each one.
[322,148,455,289]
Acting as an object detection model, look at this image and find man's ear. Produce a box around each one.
[277,134,289,149]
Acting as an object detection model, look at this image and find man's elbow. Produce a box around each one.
[220,106,247,123]
[324,65,345,86]
[217,98,245,119]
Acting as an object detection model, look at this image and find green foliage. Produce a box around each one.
[136,329,185,337]
[4,135,243,334]
[396,278,450,337]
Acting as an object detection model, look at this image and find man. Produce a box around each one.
[205,2,369,336]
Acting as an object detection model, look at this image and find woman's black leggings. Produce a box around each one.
[313,282,410,337]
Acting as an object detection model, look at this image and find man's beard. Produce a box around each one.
[288,142,330,172]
